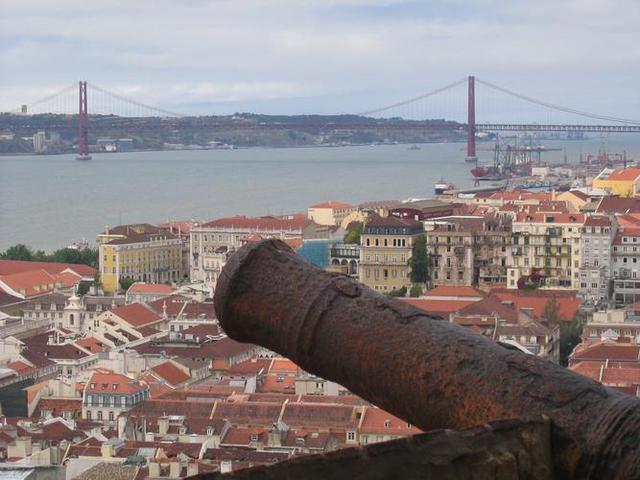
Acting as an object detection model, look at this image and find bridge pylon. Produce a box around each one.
[465,75,477,162]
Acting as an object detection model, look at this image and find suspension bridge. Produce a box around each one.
[5,77,640,160]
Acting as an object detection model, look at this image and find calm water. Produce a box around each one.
[2,136,640,251]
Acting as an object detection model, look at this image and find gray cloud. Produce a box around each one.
[1,0,639,120]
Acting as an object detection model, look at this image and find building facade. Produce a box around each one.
[579,215,614,304]
[612,229,640,305]
[425,215,512,287]
[190,215,312,291]
[358,215,423,292]
[82,371,149,427]
[307,201,356,227]
[508,213,585,290]
[98,230,183,294]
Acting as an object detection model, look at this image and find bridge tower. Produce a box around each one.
[77,81,91,160]
[466,75,477,162]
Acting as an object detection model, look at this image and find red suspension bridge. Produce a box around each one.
[7,76,640,160]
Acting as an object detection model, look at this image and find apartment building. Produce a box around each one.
[82,370,149,427]
[579,215,614,303]
[358,215,423,292]
[508,212,585,290]
[612,228,640,305]
[425,215,512,287]
[190,214,313,292]
[98,228,183,294]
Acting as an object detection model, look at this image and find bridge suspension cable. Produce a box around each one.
[357,78,467,117]
[87,83,184,118]
[476,77,640,126]
[13,83,77,114]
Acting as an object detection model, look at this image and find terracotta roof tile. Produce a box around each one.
[150,361,191,387]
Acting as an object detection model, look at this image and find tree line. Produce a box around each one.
[0,244,98,269]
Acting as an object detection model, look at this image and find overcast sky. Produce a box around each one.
[1,0,639,120]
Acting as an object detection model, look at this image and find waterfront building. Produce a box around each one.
[578,215,614,304]
[358,215,423,292]
[98,226,183,294]
[425,215,512,287]
[32,130,46,154]
[592,168,640,197]
[508,212,585,290]
[307,201,356,227]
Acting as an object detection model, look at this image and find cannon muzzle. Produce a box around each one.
[214,240,640,479]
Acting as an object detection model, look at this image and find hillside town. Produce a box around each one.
[3,166,640,478]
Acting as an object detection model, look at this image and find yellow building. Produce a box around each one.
[358,215,423,292]
[98,228,183,294]
[307,201,356,226]
[508,212,585,290]
[593,168,640,197]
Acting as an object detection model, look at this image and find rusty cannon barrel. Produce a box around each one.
[214,240,640,479]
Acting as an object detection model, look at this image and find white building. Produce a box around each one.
[579,215,614,304]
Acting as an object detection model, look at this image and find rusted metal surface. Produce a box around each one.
[214,239,640,480]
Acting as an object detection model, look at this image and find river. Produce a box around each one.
[2,136,640,251]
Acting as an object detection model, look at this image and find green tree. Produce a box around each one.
[409,284,423,297]
[388,286,407,298]
[77,281,92,296]
[542,297,583,366]
[119,276,136,291]
[557,314,585,366]
[93,272,102,289]
[0,244,33,261]
[344,223,363,244]
[409,235,429,284]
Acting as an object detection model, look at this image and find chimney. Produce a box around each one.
[169,459,181,478]
[158,416,169,435]
[100,443,113,458]
[186,461,199,477]
[148,461,160,478]
[220,460,233,474]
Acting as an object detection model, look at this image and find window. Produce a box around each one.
[86,411,91,419]
[97,411,103,420]
[347,431,356,441]
[108,411,114,421]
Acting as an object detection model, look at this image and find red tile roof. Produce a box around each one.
[85,371,148,394]
[75,337,108,354]
[7,360,36,375]
[150,362,191,387]
[259,375,296,394]
[34,398,82,418]
[604,168,640,181]
[0,269,57,297]
[571,342,640,364]
[424,285,486,299]
[148,295,216,319]
[492,291,580,321]
[202,215,311,231]
[400,298,471,316]
[281,403,357,430]
[583,215,611,227]
[221,426,267,446]
[109,303,162,327]
[360,407,422,436]
[0,259,96,277]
